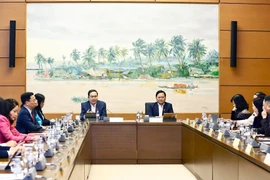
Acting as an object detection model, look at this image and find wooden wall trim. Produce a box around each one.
[0,2,26,29]
[220,4,270,31]
[219,58,270,86]
[25,0,219,3]
[219,31,270,58]
[220,0,270,4]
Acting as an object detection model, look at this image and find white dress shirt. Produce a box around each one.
[158,104,164,117]
[91,104,96,112]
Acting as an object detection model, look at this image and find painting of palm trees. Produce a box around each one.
[26,3,218,113]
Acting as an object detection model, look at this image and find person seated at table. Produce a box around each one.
[34,93,54,126]
[230,94,252,120]
[253,91,266,99]
[258,96,270,136]
[147,90,174,117]
[235,97,263,128]
[80,89,107,120]
[0,98,36,143]
[0,145,24,159]
[16,92,44,134]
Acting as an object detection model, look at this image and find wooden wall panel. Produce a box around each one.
[0,86,25,102]
[220,0,270,4]
[219,86,270,113]
[219,58,270,86]
[220,4,270,31]
[155,0,218,3]
[0,1,25,2]
[219,31,270,58]
[91,0,154,2]
[26,0,90,2]
[0,3,26,29]
[0,30,26,58]
[219,113,231,119]
[0,58,26,85]
[0,1,26,105]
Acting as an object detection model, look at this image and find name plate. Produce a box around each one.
[264,153,270,166]
[109,117,124,122]
[72,147,76,155]
[55,167,64,179]
[149,117,163,123]
[198,124,204,131]
[245,144,255,155]
[217,132,224,141]
[191,121,196,128]
[208,128,214,136]
[186,118,190,125]
[233,138,241,148]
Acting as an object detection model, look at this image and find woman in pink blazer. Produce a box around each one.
[0,98,35,143]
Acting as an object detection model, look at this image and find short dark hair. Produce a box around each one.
[0,98,19,124]
[35,93,45,110]
[88,89,98,97]
[264,95,270,103]
[156,90,166,97]
[254,91,266,99]
[230,94,249,111]
[21,92,34,106]
[0,96,4,102]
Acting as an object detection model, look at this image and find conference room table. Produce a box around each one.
[0,120,269,180]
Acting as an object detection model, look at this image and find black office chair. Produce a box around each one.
[145,102,153,116]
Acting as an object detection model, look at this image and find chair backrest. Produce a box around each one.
[145,102,153,115]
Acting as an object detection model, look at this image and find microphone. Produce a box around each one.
[107,108,113,114]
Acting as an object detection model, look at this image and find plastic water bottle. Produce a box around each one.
[96,109,100,122]
[239,124,244,135]
[136,111,140,122]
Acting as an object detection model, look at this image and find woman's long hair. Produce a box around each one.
[230,94,249,111]
[35,93,45,111]
[253,98,263,119]
[0,98,19,124]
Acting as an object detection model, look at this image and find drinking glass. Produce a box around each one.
[251,128,258,139]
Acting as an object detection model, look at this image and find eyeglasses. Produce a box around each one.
[89,96,98,98]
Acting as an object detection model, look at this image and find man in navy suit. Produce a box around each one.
[16,92,44,134]
[147,90,174,117]
[80,89,107,120]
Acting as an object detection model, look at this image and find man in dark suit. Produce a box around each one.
[80,89,107,120]
[147,90,174,117]
[16,92,44,134]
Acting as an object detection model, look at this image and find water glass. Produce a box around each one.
[251,128,258,139]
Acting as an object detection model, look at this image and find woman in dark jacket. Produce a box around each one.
[34,93,51,126]
[230,94,252,120]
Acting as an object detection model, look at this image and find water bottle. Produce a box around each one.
[96,109,100,122]
[37,137,44,153]
[244,126,251,137]
[25,147,34,168]
[136,111,140,122]
[11,157,23,177]
[239,124,244,135]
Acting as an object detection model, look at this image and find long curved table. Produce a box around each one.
[1,121,269,180]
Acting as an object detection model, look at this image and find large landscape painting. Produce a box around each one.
[27,3,218,114]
